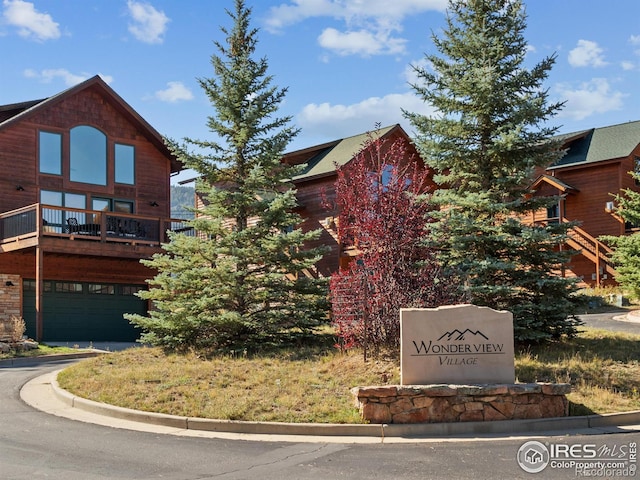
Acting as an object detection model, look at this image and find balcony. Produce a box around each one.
[0,204,194,256]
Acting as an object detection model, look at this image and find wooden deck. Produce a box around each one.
[0,203,193,257]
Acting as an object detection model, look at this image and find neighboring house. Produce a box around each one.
[0,75,187,342]
[186,124,430,277]
[288,120,640,287]
[530,120,640,286]
[284,124,432,276]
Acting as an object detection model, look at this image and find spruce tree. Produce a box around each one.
[127,0,328,351]
[404,0,582,342]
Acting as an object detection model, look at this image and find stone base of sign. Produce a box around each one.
[351,383,571,424]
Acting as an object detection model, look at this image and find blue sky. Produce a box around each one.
[1,0,639,183]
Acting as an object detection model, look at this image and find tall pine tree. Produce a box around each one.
[404,0,582,342]
[127,0,328,352]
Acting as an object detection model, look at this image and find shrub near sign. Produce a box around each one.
[400,305,515,385]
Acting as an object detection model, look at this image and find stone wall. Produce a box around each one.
[0,274,22,342]
[351,383,571,424]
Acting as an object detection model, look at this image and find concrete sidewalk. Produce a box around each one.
[19,366,640,444]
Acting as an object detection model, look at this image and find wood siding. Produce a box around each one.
[0,87,171,218]
[295,177,340,277]
[0,250,152,284]
[536,150,640,285]
[555,161,625,237]
[0,79,179,340]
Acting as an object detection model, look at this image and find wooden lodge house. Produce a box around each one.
[191,121,640,290]
[283,121,640,288]
[0,75,189,342]
[185,124,427,277]
[531,120,640,286]
[8,75,633,344]
[285,124,431,275]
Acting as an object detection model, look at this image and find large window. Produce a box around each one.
[114,200,134,213]
[92,197,134,214]
[115,144,135,184]
[41,190,86,209]
[70,125,107,185]
[40,127,137,187]
[90,197,134,223]
[41,190,87,231]
[39,131,62,175]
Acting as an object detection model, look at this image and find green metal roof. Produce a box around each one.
[290,124,398,182]
[552,120,640,169]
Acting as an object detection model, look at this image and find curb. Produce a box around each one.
[50,373,640,439]
[0,350,106,367]
[15,351,640,440]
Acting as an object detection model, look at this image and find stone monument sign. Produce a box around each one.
[400,304,515,385]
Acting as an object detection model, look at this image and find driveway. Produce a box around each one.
[579,310,640,335]
[2,312,640,479]
[3,360,640,479]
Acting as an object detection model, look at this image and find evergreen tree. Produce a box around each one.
[127,0,328,352]
[404,0,582,342]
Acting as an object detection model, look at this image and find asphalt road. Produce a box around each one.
[579,311,640,335]
[2,313,640,480]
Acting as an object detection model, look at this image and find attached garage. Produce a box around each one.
[23,279,147,342]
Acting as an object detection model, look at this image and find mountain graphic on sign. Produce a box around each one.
[437,329,489,342]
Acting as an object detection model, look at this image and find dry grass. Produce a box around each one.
[0,343,83,360]
[57,327,640,423]
[515,327,640,415]
[58,347,399,423]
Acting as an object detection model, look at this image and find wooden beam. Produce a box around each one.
[36,246,43,341]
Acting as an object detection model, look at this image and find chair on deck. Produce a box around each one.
[66,217,79,234]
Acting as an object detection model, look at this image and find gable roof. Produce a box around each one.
[0,75,181,173]
[531,174,578,193]
[0,99,46,123]
[286,124,403,182]
[551,120,640,170]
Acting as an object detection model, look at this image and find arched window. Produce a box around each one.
[70,125,106,185]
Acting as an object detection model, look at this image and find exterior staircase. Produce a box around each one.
[563,218,616,286]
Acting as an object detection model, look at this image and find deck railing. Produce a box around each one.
[0,203,194,246]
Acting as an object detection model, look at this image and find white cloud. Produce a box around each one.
[555,78,625,120]
[297,92,435,139]
[630,34,640,55]
[621,61,636,71]
[266,0,447,30]
[2,0,60,41]
[403,58,432,86]
[318,27,406,56]
[127,0,169,45]
[24,68,85,85]
[265,0,446,57]
[155,81,193,103]
[265,0,333,30]
[568,39,607,68]
[23,68,113,86]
